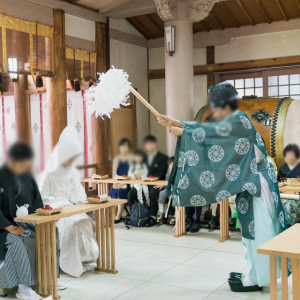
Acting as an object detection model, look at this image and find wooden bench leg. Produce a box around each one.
[35,224,42,295]
[281,257,288,300]
[219,199,230,242]
[292,258,300,300]
[270,255,277,300]
[175,207,186,238]
[95,206,118,274]
[50,222,59,300]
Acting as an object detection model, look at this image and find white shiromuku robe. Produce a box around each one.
[40,126,99,278]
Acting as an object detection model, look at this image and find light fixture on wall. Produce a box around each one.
[165,26,175,56]
[8,57,18,82]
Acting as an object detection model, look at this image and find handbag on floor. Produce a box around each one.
[129,202,149,227]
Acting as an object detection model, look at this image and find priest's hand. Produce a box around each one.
[5,225,25,235]
[169,126,184,137]
[157,115,181,128]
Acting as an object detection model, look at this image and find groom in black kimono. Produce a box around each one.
[0,142,44,299]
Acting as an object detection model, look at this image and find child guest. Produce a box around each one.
[128,150,150,205]
[156,157,174,224]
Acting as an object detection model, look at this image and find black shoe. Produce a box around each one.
[228,277,263,292]
[189,221,201,233]
[114,218,122,224]
[185,219,193,232]
[229,217,236,227]
[145,218,157,227]
[229,272,242,279]
[209,215,217,229]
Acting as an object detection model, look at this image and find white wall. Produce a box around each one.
[148,47,207,153]
[109,21,149,149]
[216,29,300,63]
[148,26,300,153]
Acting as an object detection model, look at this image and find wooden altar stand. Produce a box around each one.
[258,224,300,300]
[82,177,231,241]
[15,199,126,300]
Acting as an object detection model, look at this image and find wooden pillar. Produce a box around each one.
[92,22,110,173]
[206,46,215,89]
[14,74,31,144]
[48,9,67,149]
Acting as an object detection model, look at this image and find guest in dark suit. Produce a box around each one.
[127,135,168,227]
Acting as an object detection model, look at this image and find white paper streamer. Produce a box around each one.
[84,67,131,119]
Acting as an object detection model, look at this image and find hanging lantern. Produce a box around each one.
[36,71,43,88]
[88,78,94,87]
[74,76,81,92]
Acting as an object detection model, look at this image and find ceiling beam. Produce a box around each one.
[255,0,271,23]
[97,0,133,13]
[275,0,288,20]
[101,0,156,18]
[25,0,106,22]
[146,14,164,35]
[296,0,300,13]
[210,12,224,30]
[236,0,255,26]
[200,20,210,32]
[126,18,152,39]
[220,2,240,28]
[148,55,300,79]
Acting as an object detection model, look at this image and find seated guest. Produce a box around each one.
[128,135,168,227]
[128,150,150,205]
[40,126,99,278]
[278,144,300,181]
[278,144,300,225]
[0,143,52,300]
[109,138,133,223]
[156,157,174,224]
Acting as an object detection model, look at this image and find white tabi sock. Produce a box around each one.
[242,274,258,287]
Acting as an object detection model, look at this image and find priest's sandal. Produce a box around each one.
[228,278,263,292]
[229,272,242,279]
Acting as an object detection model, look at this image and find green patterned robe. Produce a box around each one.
[168,110,287,240]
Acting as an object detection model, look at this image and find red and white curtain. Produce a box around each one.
[0,96,17,164]
[66,90,93,177]
[30,91,93,177]
[30,93,50,175]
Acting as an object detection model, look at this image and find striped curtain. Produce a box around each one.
[0,96,16,164]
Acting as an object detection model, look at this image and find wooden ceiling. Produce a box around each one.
[126,0,300,39]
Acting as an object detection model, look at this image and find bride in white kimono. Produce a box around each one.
[40,126,99,278]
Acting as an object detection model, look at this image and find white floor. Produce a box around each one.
[7,224,292,299]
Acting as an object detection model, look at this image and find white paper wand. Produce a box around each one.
[84,67,165,122]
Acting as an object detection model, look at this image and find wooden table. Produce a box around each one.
[15,199,126,300]
[82,178,186,237]
[279,185,300,194]
[258,224,300,300]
